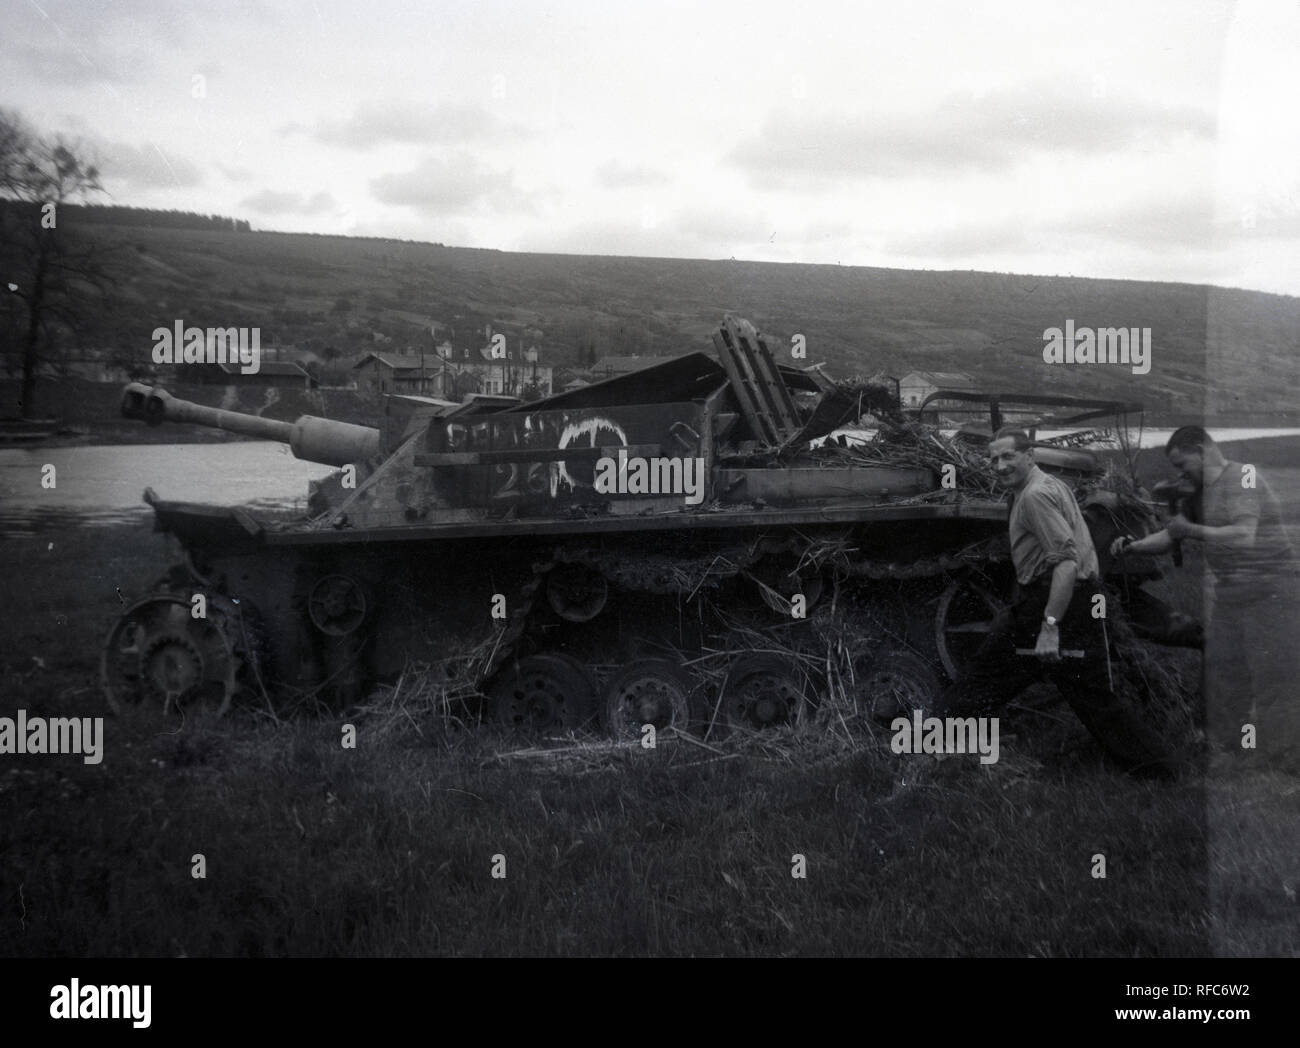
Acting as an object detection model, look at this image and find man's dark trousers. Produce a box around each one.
[935,576,1175,771]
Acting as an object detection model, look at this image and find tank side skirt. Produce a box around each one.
[260,500,1010,545]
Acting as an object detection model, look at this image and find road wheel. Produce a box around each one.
[488,653,599,732]
[603,658,701,740]
[860,649,942,721]
[718,654,812,735]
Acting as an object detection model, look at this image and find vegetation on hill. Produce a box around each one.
[7,203,1300,420]
[6,202,253,233]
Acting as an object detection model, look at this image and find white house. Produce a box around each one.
[897,371,978,409]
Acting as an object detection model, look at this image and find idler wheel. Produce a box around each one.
[141,634,204,706]
[935,576,1009,680]
[719,654,810,734]
[488,653,599,733]
[603,658,701,740]
[101,594,238,719]
[308,574,368,636]
[859,649,942,721]
[545,563,608,622]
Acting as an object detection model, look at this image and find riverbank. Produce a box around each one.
[1134,432,1300,472]
[0,442,334,538]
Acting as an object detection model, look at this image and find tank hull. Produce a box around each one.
[104,315,1194,773]
[142,494,1011,699]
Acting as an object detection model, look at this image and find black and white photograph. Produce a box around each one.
[1,0,1297,1008]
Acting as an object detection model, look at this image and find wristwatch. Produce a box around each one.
[1043,615,1058,628]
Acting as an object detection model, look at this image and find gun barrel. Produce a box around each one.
[120,383,380,467]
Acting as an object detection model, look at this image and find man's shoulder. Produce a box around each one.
[1214,461,1264,484]
[1021,469,1071,504]
[1009,472,1074,528]
[1209,462,1266,504]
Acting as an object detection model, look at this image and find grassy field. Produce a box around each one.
[1,520,1297,958]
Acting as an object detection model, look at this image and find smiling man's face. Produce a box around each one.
[988,435,1033,490]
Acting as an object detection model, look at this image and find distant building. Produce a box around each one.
[897,370,978,409]
[353,345,553,399]
[196,361,314,389]
[353,351,431,394]
[454,341,551,397]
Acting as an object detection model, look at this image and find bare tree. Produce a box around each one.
[0,108,113,418]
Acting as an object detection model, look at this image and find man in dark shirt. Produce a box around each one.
[1112,426,1300,770]
[936,428,1175,772]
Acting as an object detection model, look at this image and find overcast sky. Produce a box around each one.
[4,0,1297,295]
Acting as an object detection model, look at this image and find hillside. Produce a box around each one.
[31,220,1300,420]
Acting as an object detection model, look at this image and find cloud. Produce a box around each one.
[728,81,1215,187]
[370,153,526,214]
[93,140,203,189]
[10,42,150,86]
[239,190,337,215]
[595,162,671,189]
[668,204,769,245]
[885,223,1030,258]
[7,0,252,85]
[215,162,253,182]
[1054,193,1217,247]
[14,0,215,47]
[297,101,523,149]
[1234,192,1300,240]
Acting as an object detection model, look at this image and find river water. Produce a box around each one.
[0,442,336,536]
[1,430,1298,537]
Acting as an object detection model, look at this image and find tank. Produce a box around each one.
[103,315,1195,765]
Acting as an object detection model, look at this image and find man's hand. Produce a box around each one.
[1035,622,1061,661]
[1165,514,1194,540]
[1108,535,1133,557]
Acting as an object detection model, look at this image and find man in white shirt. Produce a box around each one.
[935,428,1176,773]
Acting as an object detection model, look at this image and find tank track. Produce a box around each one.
[477,535,1010,720]
[550,532,1007,592]
[477,532,1193,774]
